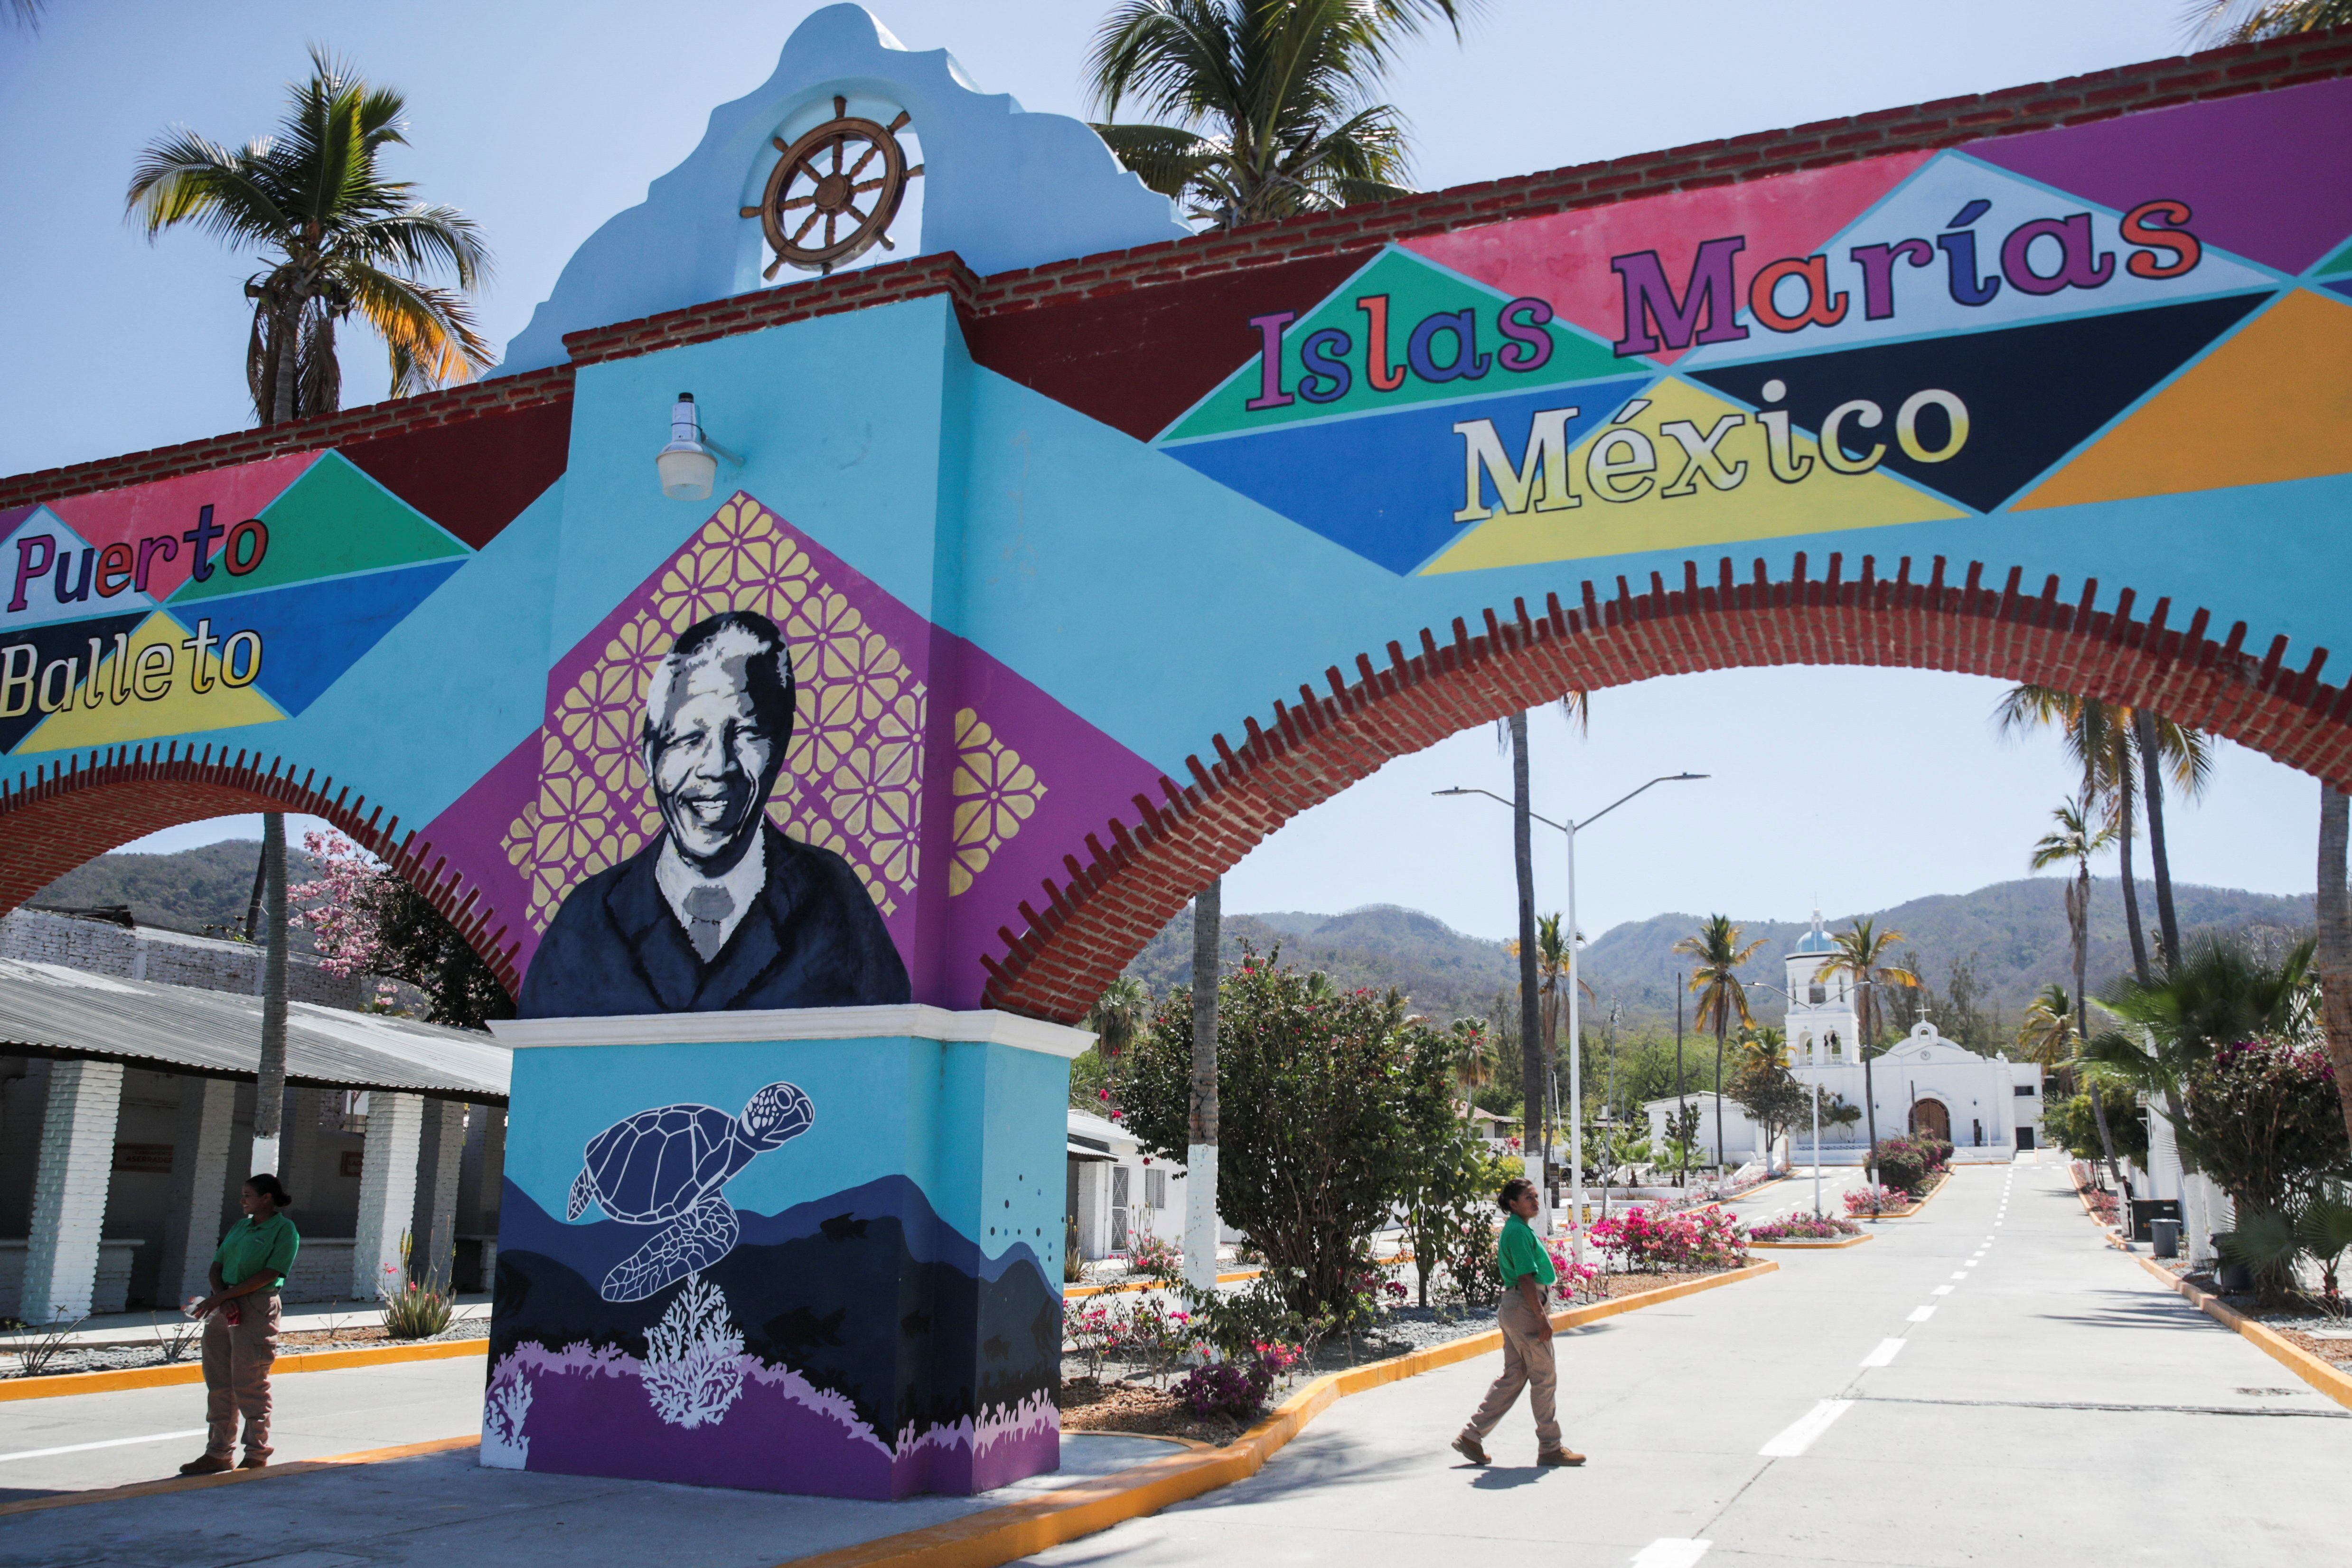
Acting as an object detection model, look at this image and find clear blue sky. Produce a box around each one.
[10,0,2309,942]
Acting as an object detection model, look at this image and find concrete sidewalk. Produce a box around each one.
[1024,1159,2350,1567]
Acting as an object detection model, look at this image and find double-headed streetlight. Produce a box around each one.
[1437,771,1707,1267]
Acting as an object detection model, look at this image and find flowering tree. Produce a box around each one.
[289,830,513,1028]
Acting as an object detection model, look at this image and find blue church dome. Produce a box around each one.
[1793,922,1834,954]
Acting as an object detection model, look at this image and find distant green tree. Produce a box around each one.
[1123,949,1422,1318]
[1675,915,1765,1173]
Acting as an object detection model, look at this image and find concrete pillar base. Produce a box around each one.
[21,1059,125,1324]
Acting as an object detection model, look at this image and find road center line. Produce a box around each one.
[1630,1540,1713,1568]
[1759,1399,1853,1457]
[0,1428,208,1464]
[1908,1305,1937,1322]
[1932,1285,1954,1296]
[1859,1338,1907,1368]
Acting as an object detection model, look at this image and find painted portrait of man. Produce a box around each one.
[518,609,911,1016]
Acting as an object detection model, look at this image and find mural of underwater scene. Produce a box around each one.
[483,1041,1068,1499]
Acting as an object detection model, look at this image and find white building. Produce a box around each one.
[1643,915,2045,1168]
[1065,1108,1185,1262]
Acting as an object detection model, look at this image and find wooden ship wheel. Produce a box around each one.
[741,97,925,278]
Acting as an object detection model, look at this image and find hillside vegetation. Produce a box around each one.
[1129,878,2314,1033]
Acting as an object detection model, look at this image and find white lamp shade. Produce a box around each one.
[657,446,717,501]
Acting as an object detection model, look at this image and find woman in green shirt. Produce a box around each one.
[1452,1177,1583,1468]
[179,1173,300,1474]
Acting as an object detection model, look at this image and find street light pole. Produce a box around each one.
[1440,771,1706,1272]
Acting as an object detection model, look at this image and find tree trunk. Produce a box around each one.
[2118,762,2151,985]
[253,813,289,1173]
[1674,974,1687,1187]
[1184,878,1221,1292]
[1509,713,1542,1168]
[2136,711,2182,973]
[269,297,300,427]
[1713,1014,1727,1179]
[2072,864,2128,1212]
[2317,786,2352,1148]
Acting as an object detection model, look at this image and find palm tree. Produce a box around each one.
[1185,877,1221,1288]
[2187,1,2352,42]
[1996,685,2210,977]
[2319,788,2352,1146]
[1674,914,1764,1176]
[1085,974,1153,1115]
[1815,917,1921,1185]
[2031,796,2129,1194]
[2016,981,2080,1090]
[127,45,494,425]
[1085,0,1484,230]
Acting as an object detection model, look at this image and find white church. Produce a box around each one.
[1643,916,2044,1170]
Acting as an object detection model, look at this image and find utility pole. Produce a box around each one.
[1675,971,1687,1187]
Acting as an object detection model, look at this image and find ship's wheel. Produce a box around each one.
[741,98,924,278]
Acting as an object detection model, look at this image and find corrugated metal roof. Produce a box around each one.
[0,958,508,1099]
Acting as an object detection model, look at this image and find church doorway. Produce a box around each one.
[1910,1098,1952,1142]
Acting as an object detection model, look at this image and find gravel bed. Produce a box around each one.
[6,1318,487,1380]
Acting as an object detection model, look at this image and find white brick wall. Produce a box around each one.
[20,1057,124,1322]
[0,909,364,1008]
[352,1091,424,1301]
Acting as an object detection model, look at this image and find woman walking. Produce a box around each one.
[1452,1177,1584,1468]
[179,1174,300,1474]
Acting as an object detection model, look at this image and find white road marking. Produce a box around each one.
[1931,1285,1954,1296]
[1630,1541,1713,1568]
[0,1428,207,1464]
[1759,1399,1853,1457]
[1952,1271,1971,1280]
[1860,1338,1907,1368]
[1908,1305,1937,1322]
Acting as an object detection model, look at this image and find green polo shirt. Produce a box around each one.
[214,1212,300,1290]
[1496,1212,1556,1290]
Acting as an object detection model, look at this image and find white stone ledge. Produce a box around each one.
[488,1005,1094,1060]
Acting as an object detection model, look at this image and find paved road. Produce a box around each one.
[1026,1155,2352,1568]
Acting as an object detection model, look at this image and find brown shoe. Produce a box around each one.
[238,1451,271,1470]
[178,1454,234,1476]
[1537,1447,1586,1466]
[1450,1434,1490,1466]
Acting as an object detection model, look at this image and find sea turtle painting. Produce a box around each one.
[567,1080,815,1303]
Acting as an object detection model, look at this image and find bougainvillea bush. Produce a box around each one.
[1749,1214,1864,1240]
[1844,1185,1907,1218]
[1588,1204,1750,1271]
[1179,1355,1277,1420]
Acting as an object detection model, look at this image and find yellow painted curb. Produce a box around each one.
[2133,1253,2352,1412]
[0,1434,478,1518]
[0,1335,487,1403]
[781,1260,1778,1568]
[1066,1269,1261,1300]
[1749,1233,1874,1250]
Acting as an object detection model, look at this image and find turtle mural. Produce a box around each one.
[567,1080,816,1302]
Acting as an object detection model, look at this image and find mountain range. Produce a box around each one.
[1127,878,2315,1033]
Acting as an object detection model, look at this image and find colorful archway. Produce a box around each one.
[6,5,2351,1500]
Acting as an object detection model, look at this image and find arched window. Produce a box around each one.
[1799,1034,1813,1064]
[1826,1031,1841,1061]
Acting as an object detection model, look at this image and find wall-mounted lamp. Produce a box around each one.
[656,393,742,501]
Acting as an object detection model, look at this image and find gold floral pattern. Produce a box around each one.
[501,496,1045,934]
[948,708,1046,896]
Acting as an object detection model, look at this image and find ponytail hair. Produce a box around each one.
[247,1173,294,1209]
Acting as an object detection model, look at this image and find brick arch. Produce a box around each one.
[981,550,2352,1025]
[0,740,521,995]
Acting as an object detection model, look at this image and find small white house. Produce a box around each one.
[1642,916,2045,1167]
[1065,1108,1184,1262]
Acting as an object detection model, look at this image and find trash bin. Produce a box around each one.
[2150,1217,2181,1258]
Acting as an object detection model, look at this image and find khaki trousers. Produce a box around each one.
[202,1292,281,1457]
[1460,1289,1561,1449]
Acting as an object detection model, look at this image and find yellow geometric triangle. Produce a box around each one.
[15,610,286,753]
[1420,378,1968,575]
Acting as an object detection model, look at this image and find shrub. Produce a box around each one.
[1589,1203,1749,1271]
[1127,1230,1182,1285]
[1750,1214,1863,1240]
[1844,1185,1906,1218]
[1873,1138,1929,1194]
[1180,1355,1277,1420]
[382,1279,454,1340]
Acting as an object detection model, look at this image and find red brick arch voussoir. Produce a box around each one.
[981,551,2352,1025]
[0,742,522,996]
